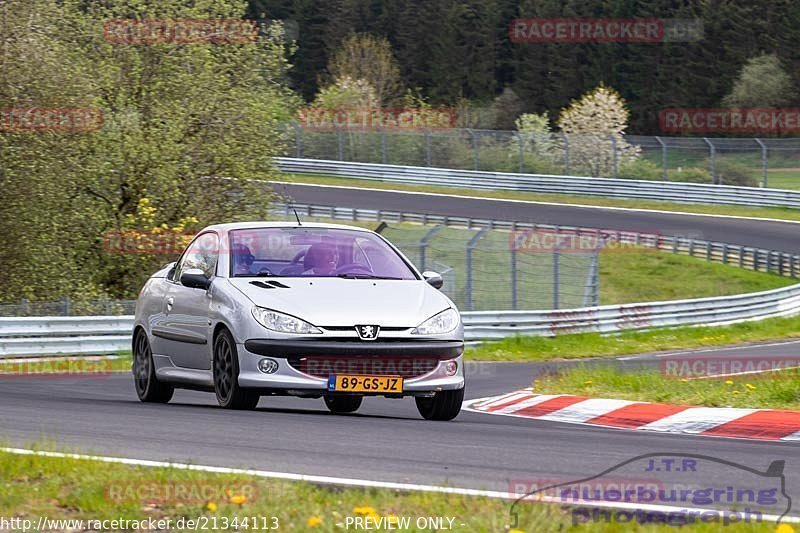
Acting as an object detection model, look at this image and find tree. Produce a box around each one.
[0,0,297,301]
[723,54,794,108]
[327,33,402,106]
[556,85,640,177]
[312,76,379,110]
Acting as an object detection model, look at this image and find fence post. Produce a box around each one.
[510,245,518,310]
[337,129,344,161]
[609,134,618,177]
[518,134,524,173]
[722,243,728,264]
[425,129,432,167]
[755,138,767,188]
[380,130,387,164]
[467,129,479,170]
[294,123,303,158]
[562,133,570,174]
[582,252,599,307]
[552,249,560,310]
[61,295,71,316]
[465,228,489,311]
[703,137,716,183]
[419,225,443,272]
[655,136,667,180]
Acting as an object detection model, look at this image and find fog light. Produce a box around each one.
[445,360,458,376]
[258,358,279,374]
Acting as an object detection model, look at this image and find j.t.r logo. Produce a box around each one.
[356,325,380,340]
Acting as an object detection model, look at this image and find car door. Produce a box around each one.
[155,232,219,370]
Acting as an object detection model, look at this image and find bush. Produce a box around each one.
[617,159,664,181]
[714,159,760,187]
[669,167,713,184]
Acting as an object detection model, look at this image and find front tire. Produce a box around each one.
[324,395,363,414]
[415,387,464,421]
[213,329,260,410]
[132,330,174,403]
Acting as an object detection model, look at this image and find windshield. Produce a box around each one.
[229,227,417,279]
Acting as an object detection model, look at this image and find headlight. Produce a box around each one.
[252,307,322,334]
[412,308,459,335]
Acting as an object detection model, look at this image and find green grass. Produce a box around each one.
[532,366,800,410]
[277,172,800,222]
[0,449,782,532]
[765,169,800,190]
[597,251,791,304]
[466,315,800,362]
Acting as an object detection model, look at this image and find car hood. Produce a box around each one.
[228,278,454,328]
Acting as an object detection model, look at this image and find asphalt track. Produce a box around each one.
[4,182,800,523]
[274,181,800,253]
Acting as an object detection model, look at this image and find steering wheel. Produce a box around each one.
[334,263,374,275]
[290,250,306,264]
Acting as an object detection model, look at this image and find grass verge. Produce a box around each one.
[0,352,131,375]
[0,449,783,532]
[466,315,800,362]
[532,366,800,410]
[277,173,800,223]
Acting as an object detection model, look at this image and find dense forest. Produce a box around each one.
[247,0,800,134]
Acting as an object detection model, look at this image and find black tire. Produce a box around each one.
[213,328,260,410]
[132,330,174,403]
[324,395,363,414]
[415,387,464,421]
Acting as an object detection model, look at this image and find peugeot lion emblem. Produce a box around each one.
[356,325,380,340]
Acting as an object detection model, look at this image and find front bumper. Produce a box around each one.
[237,338,465,394]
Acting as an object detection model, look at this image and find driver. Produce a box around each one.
[302,243,339,276]
[232,243,255,276]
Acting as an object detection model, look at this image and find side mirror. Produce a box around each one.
[422,271,444,290]
[180,268,212,290]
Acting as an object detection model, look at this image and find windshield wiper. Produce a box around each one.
[336,273,403,280]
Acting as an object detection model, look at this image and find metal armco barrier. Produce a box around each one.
[276,158,800,208]
[3,281,800,354]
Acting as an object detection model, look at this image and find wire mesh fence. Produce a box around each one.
[380,223,599,311]
[287,124,800,189]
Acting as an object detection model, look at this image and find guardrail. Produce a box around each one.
[3,280,800,355]
[276,158,800,209]
[281,202,800,278]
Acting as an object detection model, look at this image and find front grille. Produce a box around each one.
[288,355,439,379]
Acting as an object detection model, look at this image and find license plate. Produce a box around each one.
[328,375,403,393]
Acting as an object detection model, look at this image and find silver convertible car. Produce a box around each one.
[132,222,465,420]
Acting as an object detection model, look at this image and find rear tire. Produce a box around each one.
[415,387,464,421]
[213,329,260,410]
[324,395,363,414]
[132,330,174,403]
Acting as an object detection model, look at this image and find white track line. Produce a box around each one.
[616,339,800,361]
[2,447,795,524]
[273,180,800,226]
